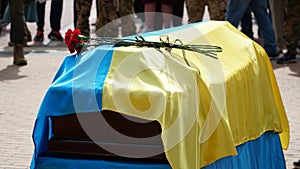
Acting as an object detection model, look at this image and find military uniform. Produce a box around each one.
[186,0,227,23]
[9,0,26,44]
[283,0,300,54]
[76,0,92,37]
[96,0,136,37]
[8,0,28,65]
[268,0,285,51]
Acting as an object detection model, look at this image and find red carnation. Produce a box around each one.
[64,29,72,44]
[64,29,86,54]
[72,29,81,38]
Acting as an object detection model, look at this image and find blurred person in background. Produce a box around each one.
[240,8,254,39]
[172,0,184,26]
[2,0,37,46]
[276,0,299,64]
[6,0,35,66]
[96,0,136,37]
[75,0,92,37]
[74,0,99,37]
[186,0,227,23]
[0,0,8,31]
[141,0,173,32]
[134,0,145,32]
[33,0,64,42]
[226,0,279,58]
[268,0,285,53]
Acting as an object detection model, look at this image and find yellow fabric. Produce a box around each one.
[102,21,289,169]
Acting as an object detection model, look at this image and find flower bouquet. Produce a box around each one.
[64,29,223,62]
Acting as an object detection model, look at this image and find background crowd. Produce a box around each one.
[0,0,299,67]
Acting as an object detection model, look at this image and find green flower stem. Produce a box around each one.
[83,35,222,59]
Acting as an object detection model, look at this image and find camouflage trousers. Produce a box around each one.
[76,0,92,37]
[186,0,227,23]
[283,0,300,53]
[8,0,26,43]
[96,0,136,37]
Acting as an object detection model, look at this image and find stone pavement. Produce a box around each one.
[0,2,300,169]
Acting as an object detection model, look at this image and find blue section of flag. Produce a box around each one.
[31,46,114,168]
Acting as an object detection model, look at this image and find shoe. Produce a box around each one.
[48,31,63,41]
[267,51,279,58]
[8,42,14,46]
[294,160,300,169]
[277,51,297,64]
[34,30,44,42]
[13,43,27,66]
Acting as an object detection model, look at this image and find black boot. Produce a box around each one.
[294,160,300,169]
[13,43,27,66]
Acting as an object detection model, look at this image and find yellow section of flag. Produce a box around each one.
[102,21,289,169]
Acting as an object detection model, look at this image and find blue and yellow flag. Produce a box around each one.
[31,21,289,169]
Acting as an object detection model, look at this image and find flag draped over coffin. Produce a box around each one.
[31,21,289,169]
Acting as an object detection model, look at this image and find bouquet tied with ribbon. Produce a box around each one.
[64,29,223,65]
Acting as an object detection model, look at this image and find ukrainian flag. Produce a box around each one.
[30,21,289,169]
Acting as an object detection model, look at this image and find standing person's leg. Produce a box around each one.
[75,0,92,37]
[119,0,136,37]
[48,0,63,41]
[73,0,78,28]
[277,0,300,64]
[153,2,162,30]
[134,0,145,31]
[186,0,205,23]
[268,0,285,52]
[134,0,144,19]
[207,0,226,20]
[240,8,254,39]
[250,0,278,57]
[0,0,10,32]
[172,0,184,26]
[34,0,46,41]
[225,0,251,27]
[161,1,173,29]
[96,0,119,37]
[144,1,156,31]
[96,0,99,18]
[1,0,8,20]
[283,0,300,54]
[8,0,27,65]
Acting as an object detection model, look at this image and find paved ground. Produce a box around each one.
[0,2,300,169]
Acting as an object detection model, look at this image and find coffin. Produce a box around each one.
[30,21,289,169]
[48,110,167,162]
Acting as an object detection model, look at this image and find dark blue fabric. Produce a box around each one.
[225,0,278,54]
